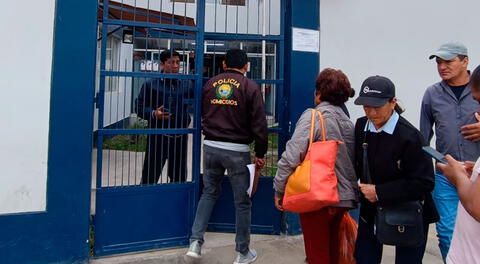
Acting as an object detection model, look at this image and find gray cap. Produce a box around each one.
[429,42,468,60]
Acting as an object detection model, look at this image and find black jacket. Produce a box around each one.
[355,116,439,223]
[202,70,268,158]
[135,78,193,129]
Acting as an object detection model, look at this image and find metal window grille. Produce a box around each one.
[171,0,195,3]
[93,0,286,256]
[221,0,246,6]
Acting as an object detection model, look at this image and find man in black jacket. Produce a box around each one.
[185,49,268,264]
[135,50,193,184]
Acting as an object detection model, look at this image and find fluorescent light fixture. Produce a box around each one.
[122,28,134,44]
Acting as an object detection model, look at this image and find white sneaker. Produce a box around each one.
[233,249,257,264]
[185,240,202,259]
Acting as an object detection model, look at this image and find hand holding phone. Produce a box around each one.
[422,146,447,164]
[154,106,171,119]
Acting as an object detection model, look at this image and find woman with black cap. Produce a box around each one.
[353,75,439,264]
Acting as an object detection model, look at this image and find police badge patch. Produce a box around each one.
[216,83,233,99]
[210,78,240,106]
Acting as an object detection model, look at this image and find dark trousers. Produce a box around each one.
[141,134,188,184]
[354,214,429,264]
[300,207,348,264]
[190,145,252,254]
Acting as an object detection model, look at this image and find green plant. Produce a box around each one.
[89,222,95,256]
[263,163,278,177]
[268,133,278,149]
[103,134,147,152]
[102,121,148,152]
[249,133,279,177]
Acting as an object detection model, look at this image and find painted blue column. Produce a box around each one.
[283,0,320,235]
[0,1,98,263]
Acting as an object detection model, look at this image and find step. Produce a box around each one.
[90,233,305,264]
[91,228,442,264]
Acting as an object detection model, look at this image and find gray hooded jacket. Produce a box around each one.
[274,102,359,208]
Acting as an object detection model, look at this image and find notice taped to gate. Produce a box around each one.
[292,27,320,53]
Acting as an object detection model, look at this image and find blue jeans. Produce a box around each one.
[349,208,360,223]
[190,145,252,254]
[432,173,459,261]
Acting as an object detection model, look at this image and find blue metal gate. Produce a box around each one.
[202,0,286,234]
[93,0,286,256]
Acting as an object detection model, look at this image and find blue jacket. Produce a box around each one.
[135,78,194,129]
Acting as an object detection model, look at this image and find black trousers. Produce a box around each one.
[141,134,188,184]
[354,214,429,264]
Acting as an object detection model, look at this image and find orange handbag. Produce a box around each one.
[338,212,358,264]
[282,109,340,213]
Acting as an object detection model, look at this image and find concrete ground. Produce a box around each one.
[91,225,442,264]
[90,138,442,263]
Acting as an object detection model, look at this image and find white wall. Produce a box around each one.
[94,37,134,131]
[0,1,55,214]
[105,42,134,127]
[320,0,480,127]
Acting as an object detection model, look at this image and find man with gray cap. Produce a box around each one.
[420,42,480,261]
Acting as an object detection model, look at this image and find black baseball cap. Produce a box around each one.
[354,75,395,107]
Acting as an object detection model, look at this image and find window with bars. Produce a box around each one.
[171,0,246,5]
[105,35,121,92]
[171,0,195,3]
[221,0,246,5]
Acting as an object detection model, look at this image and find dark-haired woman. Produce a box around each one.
[274,68,359,264]
[353,76,438,264]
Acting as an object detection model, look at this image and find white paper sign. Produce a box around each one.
[246,164,255,197]
[292,27,320,53]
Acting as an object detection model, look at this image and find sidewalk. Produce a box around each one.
[91,226,442,264]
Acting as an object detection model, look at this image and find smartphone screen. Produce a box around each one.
[422,146,447,164]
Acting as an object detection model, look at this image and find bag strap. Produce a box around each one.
[362,121,373,184]
[316,110,327,142]
[308,109,327,149]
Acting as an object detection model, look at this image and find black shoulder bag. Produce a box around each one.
[362,123,425,247]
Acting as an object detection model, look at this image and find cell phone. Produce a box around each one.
[422,146,447,164]
[162,108,170,113]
